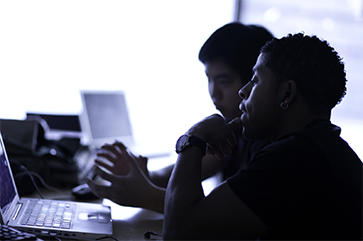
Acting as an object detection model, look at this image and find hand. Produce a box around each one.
[187,114,242,160]
[86,145,161,210]
[95,142,149,177]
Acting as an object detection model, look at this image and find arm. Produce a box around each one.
[86,142,165,213]
[163,114,268,240]
[149,154,221,188]
[87,140,222,214]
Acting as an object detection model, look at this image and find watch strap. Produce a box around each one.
[176,134,207,156]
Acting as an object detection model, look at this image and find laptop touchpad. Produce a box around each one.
[78,213,111,223]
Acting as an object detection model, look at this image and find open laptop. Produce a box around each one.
[0,132,113,240]
[79,90,134,150]
[79,90,171,158]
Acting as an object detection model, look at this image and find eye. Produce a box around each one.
[250,78,257,85]
[218,79,231,85]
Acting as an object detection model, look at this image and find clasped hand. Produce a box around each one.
[86,142,155,208]
[186,114,242,160]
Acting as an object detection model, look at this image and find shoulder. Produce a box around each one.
[249,133,323,170]
[253,119,360,166]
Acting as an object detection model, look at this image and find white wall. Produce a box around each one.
[0,0,235,149]
[240,0,363,159]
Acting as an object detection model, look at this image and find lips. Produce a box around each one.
[239,102,246,113]
[213,102,223,111]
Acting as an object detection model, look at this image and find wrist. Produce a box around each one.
[186,127,208,143]
[175,134,207,157]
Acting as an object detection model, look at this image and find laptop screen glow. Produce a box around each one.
[0,135,17,219]
[80,90,134,148]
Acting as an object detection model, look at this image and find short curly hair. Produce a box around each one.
[261,33,347,114]
[199,22,274,85]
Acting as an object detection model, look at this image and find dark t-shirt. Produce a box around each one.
[222,127,271,180]
[227,120,362,240]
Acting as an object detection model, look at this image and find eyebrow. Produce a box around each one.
[215,73,232,78]
[252,66,258,75]
[206,73,232,79]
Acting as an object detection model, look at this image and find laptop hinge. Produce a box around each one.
[13,203,23,220]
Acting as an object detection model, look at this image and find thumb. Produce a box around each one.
[128,152,149,178]
[228,117,242,131]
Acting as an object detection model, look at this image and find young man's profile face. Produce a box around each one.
[239,53,281,140]
[204,59,244,120]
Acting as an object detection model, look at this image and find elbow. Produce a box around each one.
[163,215,193,240]
[162,231,175,241]
[163,217,200,240]
[162,220,181,240]
[163,229,191,240]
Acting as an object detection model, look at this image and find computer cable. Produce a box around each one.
[18,165,44,199]
[144,230,162,239]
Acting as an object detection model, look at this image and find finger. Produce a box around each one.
[208,143,225,160]
[227,118,242,146]
[206,144,215,156]
[226,132,237,146]
[100,144,122,158]
[94,165,118,183]
[100,143,114,150]
[86,178,111,199]
[209,140,232,157]
[136,155,148,168]
[97,152,117,163]
[127,152,148,177]
[95,159,114,171]
[113,141,127,153]
[214,150,226,160]
[219,141,232,156]
[228,117,242,131]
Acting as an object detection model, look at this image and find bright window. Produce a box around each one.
[237,0,363,159]
[0,0,235,151]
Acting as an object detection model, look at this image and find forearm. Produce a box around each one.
[141,184,166,214]
[149,165,174,188]
[201,155,221,180]
[163,146,205,238]
[148,157,219,188]
[163,115,243,239]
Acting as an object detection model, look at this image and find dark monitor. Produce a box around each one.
[26,113,81,132]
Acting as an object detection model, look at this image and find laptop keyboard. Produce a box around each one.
[0,224,40,240]
[20,200,75,229]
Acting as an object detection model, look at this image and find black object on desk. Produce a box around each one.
[26,113,81,132]
[0,224,42,240]
[0,118,96,190]
[72,183,98,200]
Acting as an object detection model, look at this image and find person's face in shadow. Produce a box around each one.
[239,53,280,140]
[204,59,244,120]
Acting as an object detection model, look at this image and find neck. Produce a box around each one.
[271,108,330,142]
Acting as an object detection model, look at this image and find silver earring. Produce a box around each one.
[280,102,289,109]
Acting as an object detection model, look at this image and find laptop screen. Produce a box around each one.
[0,134,17,217]
[80,90,134,147]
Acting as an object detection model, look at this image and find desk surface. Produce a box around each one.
[103,199,164,240]
[24,188,164,241]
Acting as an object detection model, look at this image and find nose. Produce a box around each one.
[238,81,251,100]
[209,81,221,100]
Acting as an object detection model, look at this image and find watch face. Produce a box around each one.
[176,135,189,153]
[176,134,207,156]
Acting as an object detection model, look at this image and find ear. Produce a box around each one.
[279,80,297,106]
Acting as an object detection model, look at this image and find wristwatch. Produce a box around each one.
[175,134,207,156]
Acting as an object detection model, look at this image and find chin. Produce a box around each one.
[242,134,253,140]
[241,127,252,140]
[224,113,243,121]
[241,123,259,140]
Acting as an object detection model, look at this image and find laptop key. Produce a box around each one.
[0,224,41,240]
[61,222,71,229]
[21,201,75,229]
